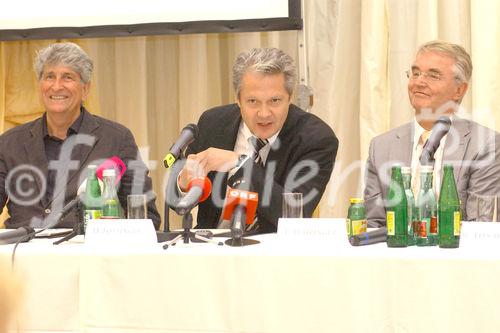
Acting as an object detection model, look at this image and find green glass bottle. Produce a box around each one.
[438,164,461,248]
[386,165,408,247]
[416,165,438,246]
[401,167,416,246]
[101,169,121,219]
[346,198,367,236]
[83,165,102,230]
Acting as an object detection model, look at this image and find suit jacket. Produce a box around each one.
[0,108,161,229]
[364,117,500,226]
[182,103,338,233]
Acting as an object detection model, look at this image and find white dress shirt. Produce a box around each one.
[410,116,452,197]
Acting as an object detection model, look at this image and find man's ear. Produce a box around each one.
[82,81,91,101]
[454,82,468,102]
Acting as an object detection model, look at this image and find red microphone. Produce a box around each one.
[96,156,126,183]
[222,188,258,226]
[175,176,212,215]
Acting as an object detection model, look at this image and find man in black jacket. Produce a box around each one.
[0,42,160,229]
[178,48,338,233]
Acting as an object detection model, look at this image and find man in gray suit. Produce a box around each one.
[364,40,500,226]
[0,42,160,229]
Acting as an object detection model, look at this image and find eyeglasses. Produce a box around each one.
[405,69,443,82]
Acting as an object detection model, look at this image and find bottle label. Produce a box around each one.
[387,211,395,235]
[429,216,438,234]
[412,221,418,237]
[346,218,351,236]
[454,211,461,236]
[350,219,367,236]
[417,219,428,238]
[84,210,102,230]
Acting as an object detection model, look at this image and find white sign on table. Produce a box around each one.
[277,218,349,244]
[460,221,500,249]
[85,219,157,248]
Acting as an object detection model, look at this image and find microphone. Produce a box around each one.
[0,226,36,245]
[349,227,387,246]
[44,195,83,229]
[222,186,259,240]
[96,156,126,184]
[175,176,211,215]
[419,116,451,166]
[163,123,198,168]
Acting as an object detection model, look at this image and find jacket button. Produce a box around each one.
[44,208,51,214]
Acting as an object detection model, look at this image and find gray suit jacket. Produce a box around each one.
[0,108,160,229]
[364,117,500,226]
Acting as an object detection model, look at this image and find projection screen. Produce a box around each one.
[0,0,301,40]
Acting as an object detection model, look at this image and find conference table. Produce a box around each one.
[1,224,500,333]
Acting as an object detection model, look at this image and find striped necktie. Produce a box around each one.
[413,130,432,196]
[248,136,268,167]
[245,136,268,232]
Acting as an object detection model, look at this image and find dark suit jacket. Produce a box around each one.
[184,103,338,233]
[0,108,160,229]
[364,117,500,226]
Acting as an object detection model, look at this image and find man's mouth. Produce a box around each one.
[50,95,68,100]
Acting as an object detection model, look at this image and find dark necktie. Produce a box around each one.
[245,136,268,232]
[248,136,268,167]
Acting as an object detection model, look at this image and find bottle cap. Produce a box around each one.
[420,165,434,173]
[401,166,411,174]
[350,198,364,204]
[103,168,116,177]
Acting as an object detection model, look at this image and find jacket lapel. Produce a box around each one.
[389,123,413,167]
[25,118,49,203]
[219,105,241,151]
[443,117,471,180]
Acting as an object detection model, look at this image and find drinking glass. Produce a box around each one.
[282,193,303,218]
[127,194,147,219]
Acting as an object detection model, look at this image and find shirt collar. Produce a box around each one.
[42,108,85,139]
[412,114,454,144]
[241,122,280,146]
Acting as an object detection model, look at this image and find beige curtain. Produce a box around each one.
[1,0,499,229]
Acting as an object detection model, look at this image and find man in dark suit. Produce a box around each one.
[178,48,338,233]
[0,42,160,229]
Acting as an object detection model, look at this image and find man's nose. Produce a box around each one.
[258,105,272,117]
[51,77,64,90]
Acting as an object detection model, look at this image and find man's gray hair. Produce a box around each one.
[418,40,472,83]
[232,47,296,98]
[34,42,94,84]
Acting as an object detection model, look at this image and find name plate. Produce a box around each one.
[277,218,349,244]
[460,222,500,249]
[85,219,157,248]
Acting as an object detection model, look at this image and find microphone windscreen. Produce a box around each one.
[96,156,126,182]
[187,177,212,202]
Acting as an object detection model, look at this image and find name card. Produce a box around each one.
[460,222,500,249]
[85,219,157,248]
[277,218,349,244]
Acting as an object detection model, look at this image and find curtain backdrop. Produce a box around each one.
[1,0,499,229]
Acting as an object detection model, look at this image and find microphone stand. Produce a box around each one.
[225,205,260,247]
[53,201,84,245]
[162,207,223,249]
[157,158,185,242]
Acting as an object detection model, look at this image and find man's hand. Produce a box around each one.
[178,148,239,191]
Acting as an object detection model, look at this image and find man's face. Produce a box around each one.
[408,51,468,123]
[238,71,291,139]
[39,64,90,116]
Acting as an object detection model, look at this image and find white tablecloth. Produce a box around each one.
[2,231,500,333]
